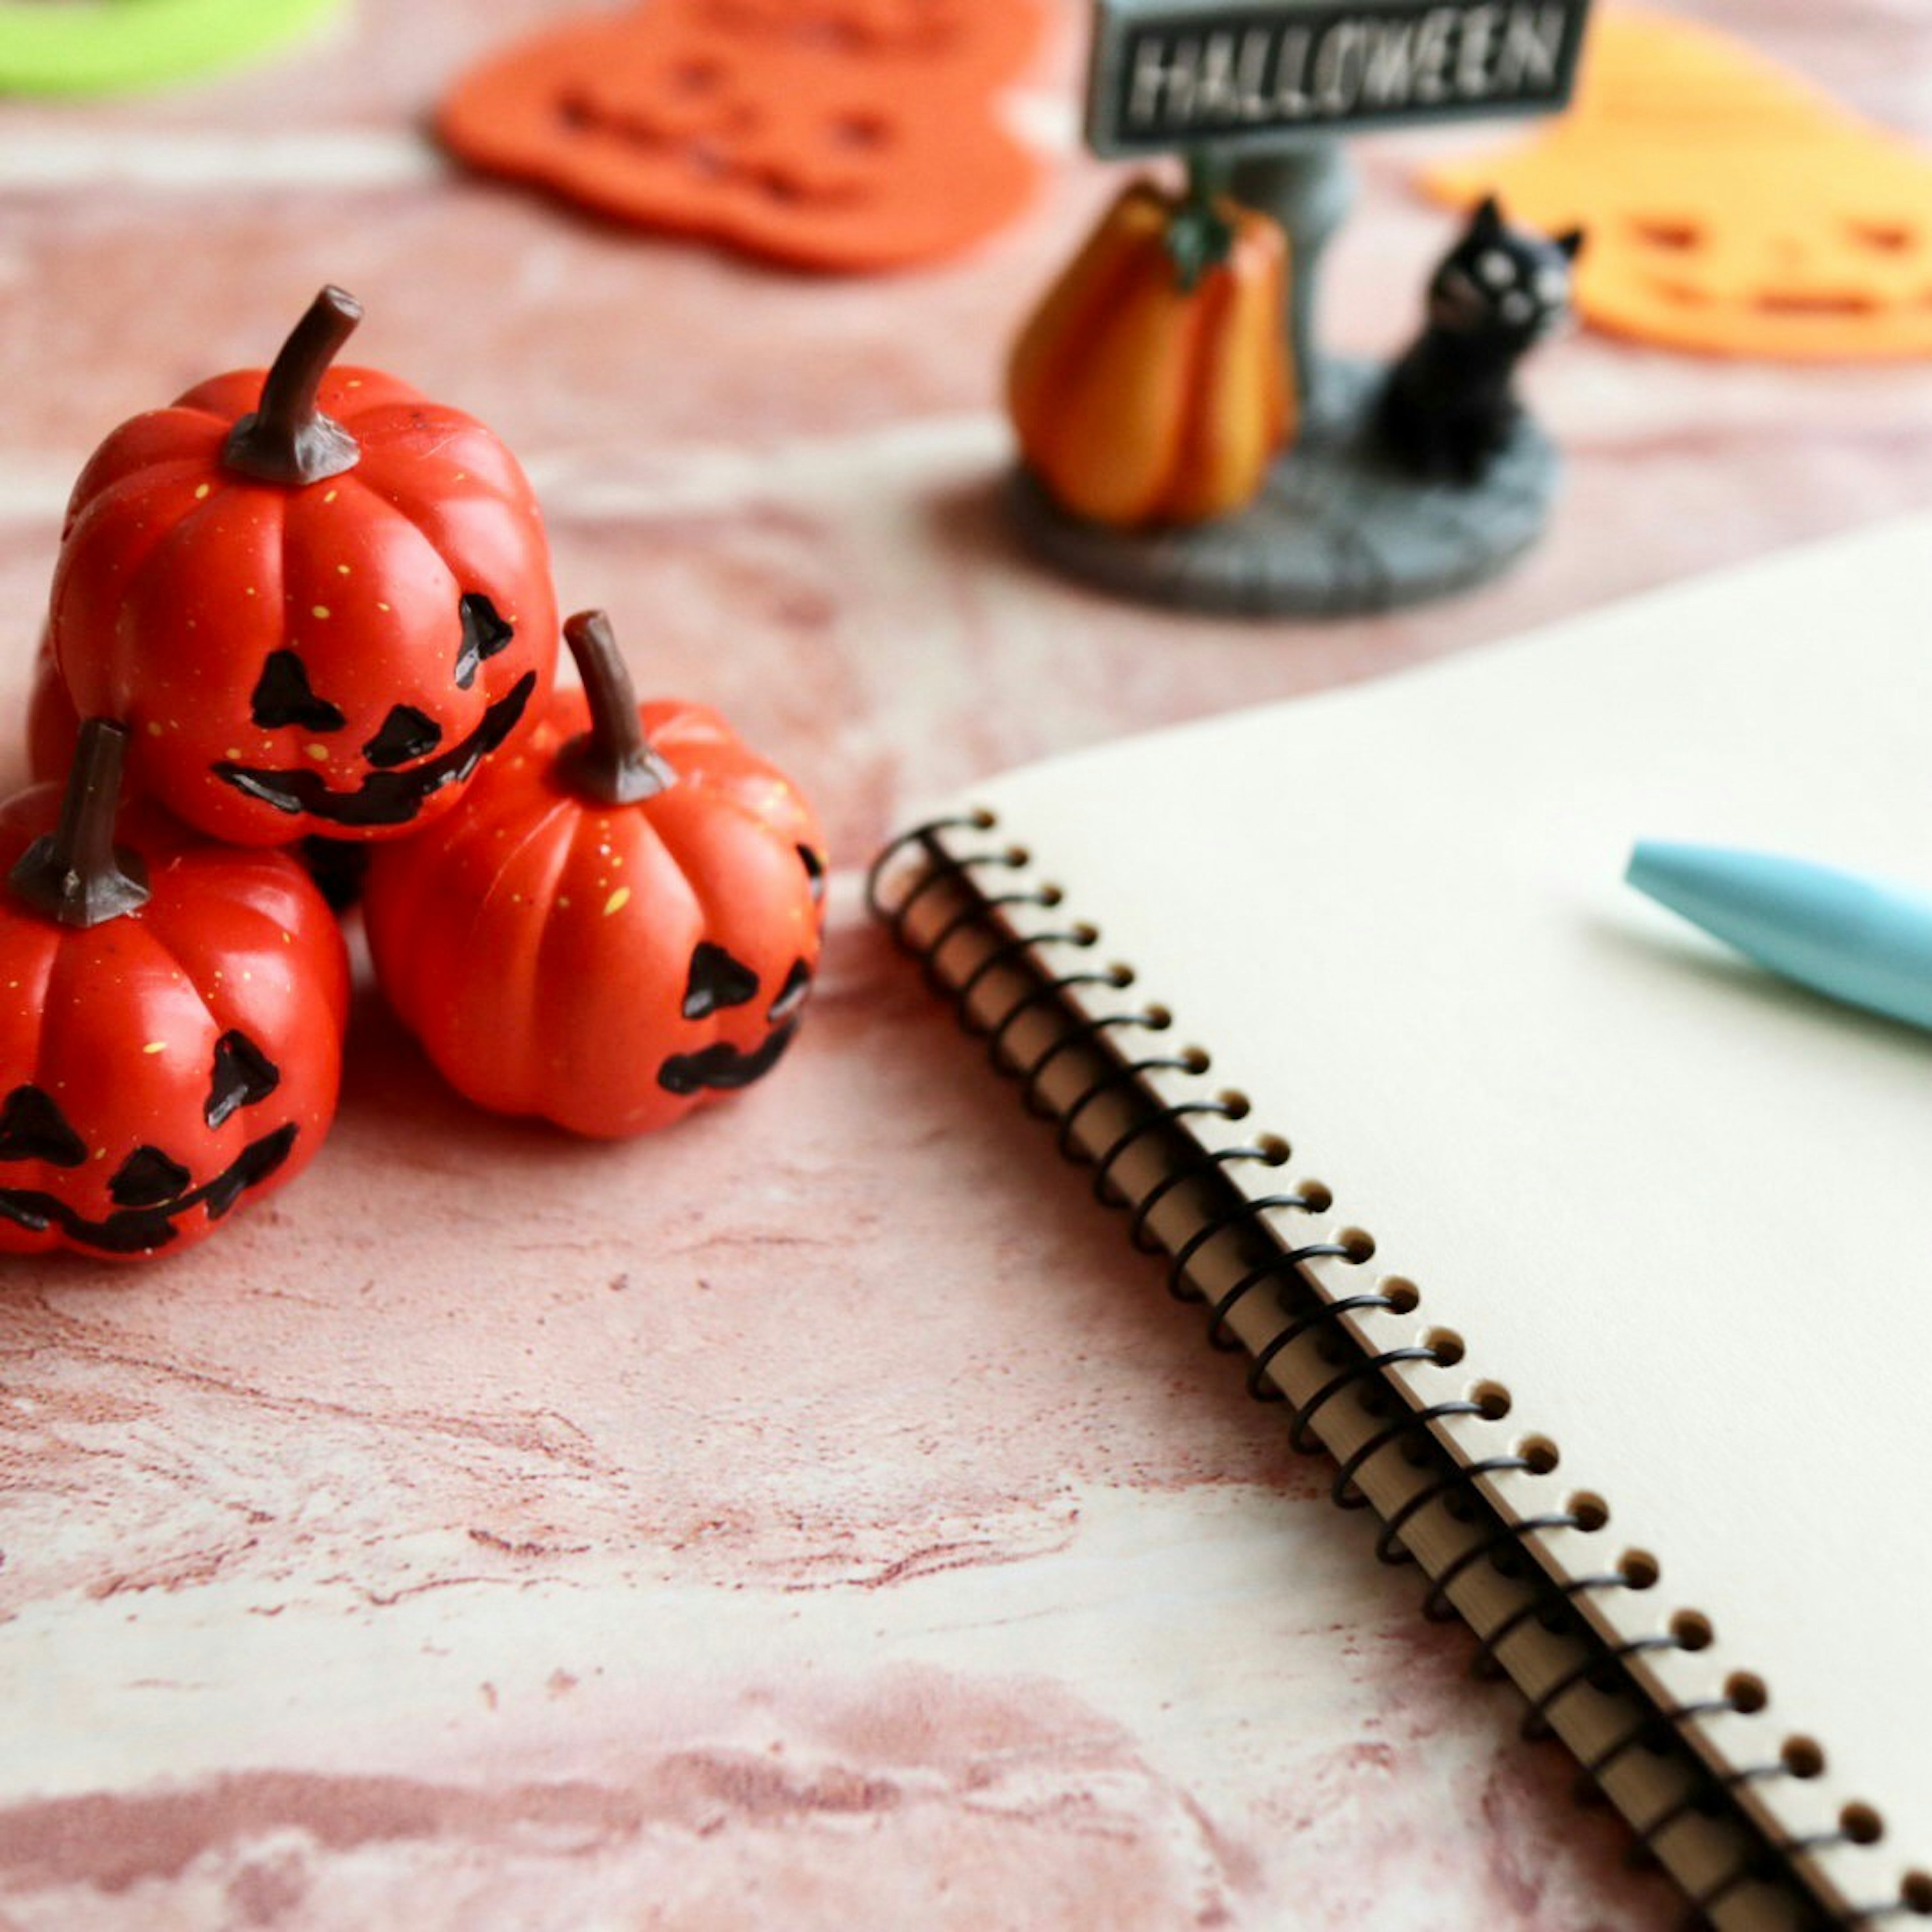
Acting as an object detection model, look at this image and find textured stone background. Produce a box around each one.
[3,3,1930,1926]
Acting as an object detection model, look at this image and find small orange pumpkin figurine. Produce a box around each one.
[364,610,827,1140]
[1007,167,1293,530]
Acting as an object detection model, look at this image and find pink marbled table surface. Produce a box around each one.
[4,4,1931,1927]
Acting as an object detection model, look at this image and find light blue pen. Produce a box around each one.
[1625,842,1932,1035]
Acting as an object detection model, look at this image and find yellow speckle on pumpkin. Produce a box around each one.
[305,744,329,762]
[337,564,351,576]
[604,887,631,917]
[377,602,391,613]
[323,489,338,504]
[193,482,210,500]
[146,720,163,737]
[225,748,241,760]
[557,896,572,910]
[312,606,331,620]
[244,587,256,597]
[142,1041,166,1055]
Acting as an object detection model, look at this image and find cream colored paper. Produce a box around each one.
[938,517,1932,1915]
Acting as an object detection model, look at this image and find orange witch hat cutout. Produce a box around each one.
[438,0,1049,274]
[1421,8,1932,361]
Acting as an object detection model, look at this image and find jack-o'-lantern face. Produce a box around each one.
[0,1033,295,1256]
[1617,204,1930,342]
[209,593,536,831]
[553,46,910,216]
[436,0,1045,271]
[650,855,824,1104]
[1423,9,1932,360]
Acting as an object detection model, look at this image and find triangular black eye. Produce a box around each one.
[251,651,347,733]
[455,594,515,691]
[0,1085,86,1167]
[109,1145,191,1209]
[768,959,812,1025]
[682,942,761,1019]
[362,705,443,768]
[796,845,826,905]
[206,1032,281,1130]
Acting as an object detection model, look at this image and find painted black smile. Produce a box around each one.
[0,1123,297,1256]
[214,673,537,828]
[658,1023,798,1098]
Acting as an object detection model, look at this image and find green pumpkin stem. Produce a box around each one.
[1166,148,1237,295]
[222,285,364,487]
[9,718,151,929]
[559,610,678,807]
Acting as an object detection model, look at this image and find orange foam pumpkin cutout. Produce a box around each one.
[1008,180,1293,529]
[1422,9,1932,361]
[438,0,1047,273]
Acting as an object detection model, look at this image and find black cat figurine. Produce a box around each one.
[1376,196,1584,487]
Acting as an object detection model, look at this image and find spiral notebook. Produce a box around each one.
[869,516,1932,1931]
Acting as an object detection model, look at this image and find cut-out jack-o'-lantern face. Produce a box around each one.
[437,0,1046,272]
[1423,8,1932,360]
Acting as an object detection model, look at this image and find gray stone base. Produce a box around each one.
[1006,359,1558,619]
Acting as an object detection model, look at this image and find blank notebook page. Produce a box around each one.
[954,516,1932,1904]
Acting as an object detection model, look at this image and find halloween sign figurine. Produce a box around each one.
[438,0,1048,273]
[364,610,827,1140]
[1007,0,1595,617]
[49,285,558,847]
[1377,195,1583,485]
[0,720,350,1261]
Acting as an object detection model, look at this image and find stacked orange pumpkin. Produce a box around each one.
[15,287,826,1262]
[1008,169,1295,529]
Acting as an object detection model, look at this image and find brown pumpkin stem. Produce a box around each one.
[222,285,364,487]
[559,610,678,807]
[1166,148,1236,294]
[9,719,151,929]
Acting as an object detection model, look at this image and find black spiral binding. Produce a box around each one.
[869,817,1899,1931]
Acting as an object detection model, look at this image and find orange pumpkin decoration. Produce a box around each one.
[364,610,827,1140]
[438,0,1046,274]
[1423,9,1932,361]
[1007,178,1293,529]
